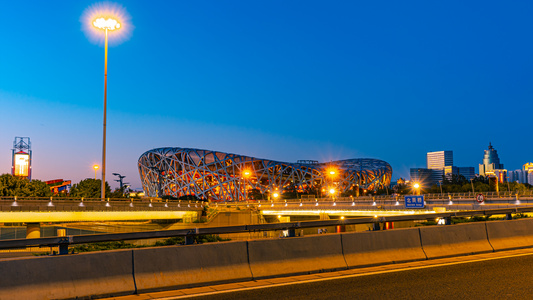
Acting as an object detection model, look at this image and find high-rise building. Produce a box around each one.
[479,143,504,176]
[409,168,435,186]
[443,166,476,181]
[411,150,475,187]
[457,167,475,180]
[427,151,453,170]
[425,151,453,185]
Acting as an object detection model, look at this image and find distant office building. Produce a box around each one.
[493,169,507,183]
[425,150,452,185]
[427,151,453,170]
[508,170,518,183]
[410,168,435,187]
[479,143,504,177]
[523,163,533,184]
[443,166,476,181]
[411,150,475,187]
[457,167,475,180]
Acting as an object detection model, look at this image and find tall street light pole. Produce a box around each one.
[93,17,120,200]
[93,164,99,180]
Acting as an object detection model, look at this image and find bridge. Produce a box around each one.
[1,191,532,238]
[0,197,202,238]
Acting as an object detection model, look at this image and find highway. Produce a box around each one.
[176,252,533,299]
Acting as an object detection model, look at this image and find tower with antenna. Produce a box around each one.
[12,137,32,181]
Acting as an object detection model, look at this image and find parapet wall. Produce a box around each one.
[3,218,533,300]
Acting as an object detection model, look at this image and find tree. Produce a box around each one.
[0,174,52,197]
[70,179,111,198]
[109,187,128,198]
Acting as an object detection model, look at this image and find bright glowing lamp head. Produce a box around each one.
[326,167,338,177]
[414,183,420,189]
[81,2,133,46]
[273,193,279,198]
[93,17,121,30]
[329,188,335,195]
[243,170,251,177]
[93,165,99,170]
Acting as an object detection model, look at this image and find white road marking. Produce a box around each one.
[151,250,533,299]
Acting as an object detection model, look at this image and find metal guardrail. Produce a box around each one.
[2,206,533,255]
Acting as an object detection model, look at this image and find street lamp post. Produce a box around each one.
[93,18,121,200]
[242,169,251,201]
[413,183,420,196]
[93,165,99,180]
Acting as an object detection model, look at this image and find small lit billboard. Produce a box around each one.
[14,153,30,177]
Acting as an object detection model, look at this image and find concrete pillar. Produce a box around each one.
[26,223,41,239]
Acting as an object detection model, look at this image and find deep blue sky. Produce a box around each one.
[1,1,532,190]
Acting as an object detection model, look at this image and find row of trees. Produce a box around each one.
[0,174,52,197]
[0,174,130,198]
[393,175,533,195]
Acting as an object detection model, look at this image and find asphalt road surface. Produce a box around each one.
[198,254,533,300]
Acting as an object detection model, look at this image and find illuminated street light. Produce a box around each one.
[413,182,420,195]
[329,188,335,195]
[241,169,252,201]
[93,164,99,180]
[92,16,121,200]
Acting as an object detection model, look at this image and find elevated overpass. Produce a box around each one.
[0,197,202,238]
[1,191,532,238]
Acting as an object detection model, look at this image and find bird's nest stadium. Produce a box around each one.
[138,147,392,201]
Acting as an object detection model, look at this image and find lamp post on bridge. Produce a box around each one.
[91,16,121,200]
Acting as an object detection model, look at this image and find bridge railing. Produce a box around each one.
[1,206,533,255]
[0,197,204,212]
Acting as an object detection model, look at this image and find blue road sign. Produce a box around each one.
[405,195,425,208]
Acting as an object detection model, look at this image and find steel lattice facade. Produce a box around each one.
[138,147,392,201]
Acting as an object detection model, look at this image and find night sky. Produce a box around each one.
[1,1,532,190]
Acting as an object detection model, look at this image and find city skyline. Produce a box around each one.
[1,0,532,190]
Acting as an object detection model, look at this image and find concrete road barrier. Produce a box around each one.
[342,228,426,267]
[133,241,252,293]
[0,250,135,300]
[419,222,493,259]
[247,234,347,279]
[486,218,533,251]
